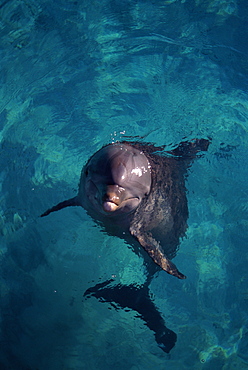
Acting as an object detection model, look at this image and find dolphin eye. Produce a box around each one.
[85,168,89,176]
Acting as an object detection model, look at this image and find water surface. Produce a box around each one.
[0,0,248,369]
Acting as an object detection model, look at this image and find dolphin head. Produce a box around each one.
[80,143,151,216]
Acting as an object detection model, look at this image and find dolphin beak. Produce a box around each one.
[103,201,119,212]
[102,185,124,212]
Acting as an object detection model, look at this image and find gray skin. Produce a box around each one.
[41,139,210,279]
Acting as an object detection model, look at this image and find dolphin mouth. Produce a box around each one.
[103,200,119,212]
[102,190,122,212]
[102,196,140,213]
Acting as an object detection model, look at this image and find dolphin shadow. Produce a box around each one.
[83,278,177,353]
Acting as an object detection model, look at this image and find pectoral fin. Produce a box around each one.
[40,197,79,217]
[130,228,186,279]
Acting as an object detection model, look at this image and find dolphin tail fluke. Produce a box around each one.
[40,197,79,217]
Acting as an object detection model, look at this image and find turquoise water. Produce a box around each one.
[0,0,248,369]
